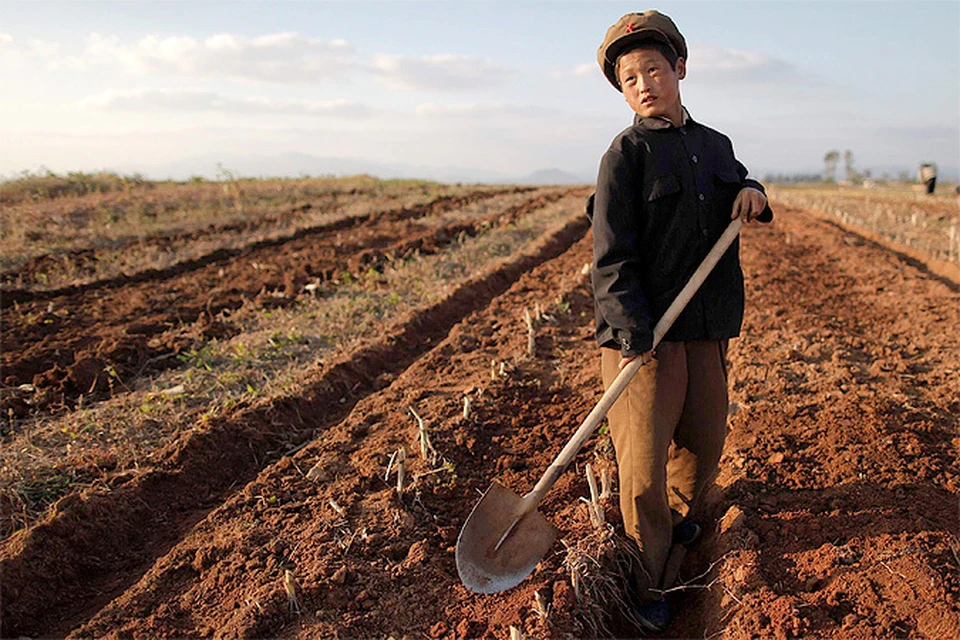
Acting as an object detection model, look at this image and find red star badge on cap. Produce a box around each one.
[624,22,637,33]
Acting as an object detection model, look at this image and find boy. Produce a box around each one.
[590,10,773,632]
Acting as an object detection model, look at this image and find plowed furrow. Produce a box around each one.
[73,206,960,639]
[1,185,381,290]
[76,228,602,640]
[1,189,519,303]
[350,190,568,271]
[0,203,589,638]
[668,204,959,638]
[8,199,954,639]
[0,189,545,411]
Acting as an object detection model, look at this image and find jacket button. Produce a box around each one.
[698,193,705,201]
[692,155,698,163]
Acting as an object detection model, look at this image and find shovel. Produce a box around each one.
[456,218,744,594]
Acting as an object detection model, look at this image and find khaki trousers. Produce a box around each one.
[601,340,729,601]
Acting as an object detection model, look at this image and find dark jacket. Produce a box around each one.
[590,110,773,357]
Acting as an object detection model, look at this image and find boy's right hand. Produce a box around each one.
[619,350,655,370]
[732,187,768,222]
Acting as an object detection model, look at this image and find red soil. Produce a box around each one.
[1,184,374,290]
[1,199,957,638]
[0,195,589,636]
[1,188,545,412]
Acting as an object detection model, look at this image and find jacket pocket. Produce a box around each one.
[713,165,743,210]
[642,174,682,280]
[713,166,742,186]
[646,174,681,202]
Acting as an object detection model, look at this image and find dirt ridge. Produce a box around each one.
[1,189,550,411]
[1,189,523,304]
[76,230,602,640]
[350,190,571,272]
[4,198,957,638]
[0,185,375,282]
[0,206,589,638]
[665,205,959,638]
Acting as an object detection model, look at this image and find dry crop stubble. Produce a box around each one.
[0,186,533,416]
[1,185,592,638]
[0,187,584,538]
[66,230,602,640]
[1,185,958,638]
[769,185,960,271]
[1,177,480,289]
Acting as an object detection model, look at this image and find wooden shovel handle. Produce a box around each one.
[520,218,744,511]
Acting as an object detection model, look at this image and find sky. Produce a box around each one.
[1,0,958,182]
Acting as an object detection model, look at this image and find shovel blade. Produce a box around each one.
[455,481,559,594]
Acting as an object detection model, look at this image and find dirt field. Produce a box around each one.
[769,185,960,283]
[1,183,957,638]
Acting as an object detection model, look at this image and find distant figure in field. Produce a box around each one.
[918,163,937,194]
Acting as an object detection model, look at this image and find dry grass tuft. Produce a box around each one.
[283,569,301,615]
[0,174,453,278]
[0,186,580,537]
[769,185,960,265]
[562,520,644,638]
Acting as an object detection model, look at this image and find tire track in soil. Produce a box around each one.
[666,204,959,639]
[75,229,604,640]
[0,188,543,413]
[0,196,590,638]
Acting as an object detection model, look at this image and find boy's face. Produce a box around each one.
[617,47,686,121]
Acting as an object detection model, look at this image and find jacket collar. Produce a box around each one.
[634,106,692,130]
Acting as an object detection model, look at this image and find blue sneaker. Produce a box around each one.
[673,521,702,548]
[633,597,671,633]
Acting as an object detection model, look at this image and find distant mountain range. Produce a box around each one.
[516,168,588,185]
[134,152,594,185]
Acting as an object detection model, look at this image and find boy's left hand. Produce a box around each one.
[731,187,768,222]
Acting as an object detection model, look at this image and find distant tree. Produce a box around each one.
[843,150,860,183]
[823,150,840,182]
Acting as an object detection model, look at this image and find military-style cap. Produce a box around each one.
[597,10,687,91]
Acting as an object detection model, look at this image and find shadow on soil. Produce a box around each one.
[660,478,959,638]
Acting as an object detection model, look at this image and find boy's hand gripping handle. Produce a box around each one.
[518,218,744,513]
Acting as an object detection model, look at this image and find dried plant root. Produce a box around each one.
[584,464,605,528]
[409,406,438,464]
[562,522,645,638]
[284,570,301,615]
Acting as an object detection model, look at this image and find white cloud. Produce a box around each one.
[572,63,594,77]
[554,48,802,85]
[687,46,803,84]
[0,33,62,68]
[79,89,371,117]
[369,53,513,91]
[549,62,597,79]
[414,102,554,118]
[80,32,356,83]
[5,31,515,91]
